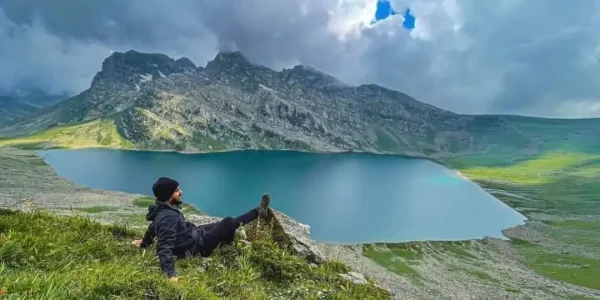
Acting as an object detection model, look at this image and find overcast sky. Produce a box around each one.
[1,0,600,118]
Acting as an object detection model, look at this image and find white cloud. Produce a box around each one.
[326,0,376,41]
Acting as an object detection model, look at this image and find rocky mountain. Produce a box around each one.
[2,50,599,158]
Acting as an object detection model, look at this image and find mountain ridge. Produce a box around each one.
[1,50,599,159]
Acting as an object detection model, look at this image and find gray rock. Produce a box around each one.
[339,271,368,285]
[376,285,394,297]
[270,209,327,264]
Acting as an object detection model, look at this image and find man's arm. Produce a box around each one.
[139,222,156,248]
[156,216,178,278]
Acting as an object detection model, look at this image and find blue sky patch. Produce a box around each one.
[371,0,415,31]
[402,8,415,30]
[373,0,397,23]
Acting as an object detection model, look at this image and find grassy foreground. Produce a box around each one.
[0,209,389,300]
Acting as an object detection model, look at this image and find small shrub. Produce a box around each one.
[249,239,310,283]
[321,260,352,274]
[132,197,154,207]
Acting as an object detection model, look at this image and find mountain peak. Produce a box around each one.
[213,51,250,64]
[176,57,197,70]
[280,64,347,89]
[91,50,197,88]
[205,51,254,75]
[203,51,277,84]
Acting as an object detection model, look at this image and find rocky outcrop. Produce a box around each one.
[268,210,327,264]
[92,50,197,88]
[186,209,326,265]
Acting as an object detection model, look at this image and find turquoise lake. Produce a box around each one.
[40,149,526,244]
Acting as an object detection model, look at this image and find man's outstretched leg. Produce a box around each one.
[199,193,271,257]
[233,192,271,224]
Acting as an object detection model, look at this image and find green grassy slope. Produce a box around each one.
[0,209,389,299]
[454,116,600,166]
[0,118,135,150]
[445,152,600,290]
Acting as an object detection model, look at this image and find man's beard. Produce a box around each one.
[172,197,183,205]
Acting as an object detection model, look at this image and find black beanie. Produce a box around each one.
[152,177,180,202]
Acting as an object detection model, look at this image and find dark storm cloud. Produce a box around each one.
[1,0,600,117]
[0,0,216,96]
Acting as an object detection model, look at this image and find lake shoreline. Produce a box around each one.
[35,144,438,162]
[34,145,524,244]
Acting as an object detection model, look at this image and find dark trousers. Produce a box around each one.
[197,208,258,257]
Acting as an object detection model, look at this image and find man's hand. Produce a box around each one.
[131,239,142,247]
[169,276,179,282]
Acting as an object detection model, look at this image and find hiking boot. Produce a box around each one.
[257,193,271,218]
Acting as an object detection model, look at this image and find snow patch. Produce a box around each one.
[139,73,152,83]
[134,84,141,91]
[158,70,166,78]
[120,125,130,137]
[259,84,275,92]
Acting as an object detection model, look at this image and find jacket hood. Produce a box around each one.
[145,201,180,221]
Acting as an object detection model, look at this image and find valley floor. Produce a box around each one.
[1,148,599,299]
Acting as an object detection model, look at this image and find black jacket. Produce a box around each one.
[140,201,203,277]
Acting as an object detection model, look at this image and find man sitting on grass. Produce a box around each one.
[131,177,271,281]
